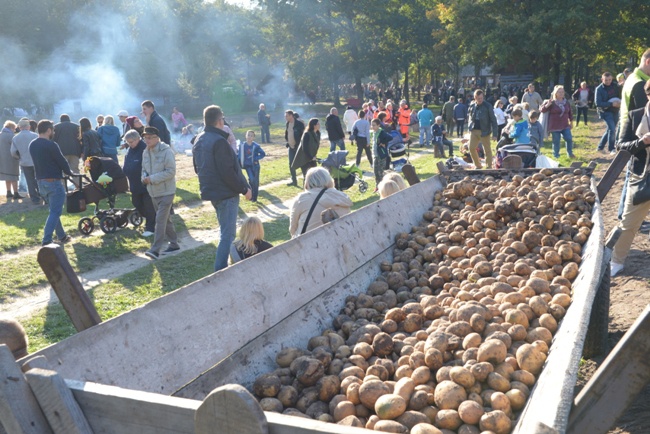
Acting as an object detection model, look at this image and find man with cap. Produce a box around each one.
[141,126,179,259]
[117,110,129,137]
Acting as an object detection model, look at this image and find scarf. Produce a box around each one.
[556,98,567,118]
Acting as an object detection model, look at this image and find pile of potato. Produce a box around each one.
[252,168,595,434]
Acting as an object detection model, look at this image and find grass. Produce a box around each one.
[12,110,607,353]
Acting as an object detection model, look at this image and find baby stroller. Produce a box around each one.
[320,150,369,193]
[387,129,411,170]
[67,157,142,235]
[496,143,538,169]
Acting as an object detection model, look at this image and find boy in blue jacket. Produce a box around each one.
[509,108,531,144]
[238,130,266,202]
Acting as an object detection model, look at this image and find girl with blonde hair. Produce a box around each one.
[230,216,273,263]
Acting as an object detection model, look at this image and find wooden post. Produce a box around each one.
[36,245,101,332]
[596,150,631,202]
[24,368,93,434]
[0,345,53,434]
[195,384,267,434]
[568,305,650,434]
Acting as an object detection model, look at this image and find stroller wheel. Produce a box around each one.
[129,211,143,227]
[78,217,94,236]
[99,216,117,234]
[359,180,369,194]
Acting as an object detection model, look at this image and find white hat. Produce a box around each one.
[117,110,129,117]
[435,116,443,121]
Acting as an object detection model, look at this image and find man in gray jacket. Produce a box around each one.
[11,119,41,204]
[142,127,179,259]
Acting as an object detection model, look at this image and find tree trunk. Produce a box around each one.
[552,43,562,88]
[404,67,410,106]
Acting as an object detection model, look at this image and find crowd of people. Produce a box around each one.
[2,50,650,279]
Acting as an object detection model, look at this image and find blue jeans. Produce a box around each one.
[211,196,239,272]
[598,111,618,151]
[329,138,345,152]
[551,128,573,158]
[419,125,431,146]
[38,179,66,245]
[245,165,260,202]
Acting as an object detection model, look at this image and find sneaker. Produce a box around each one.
[598,148,607,154]
[6,192,13,199]
[610,262,624,277]
[57,234,72,244]
[568,154,576,159]
[610,150,617,155]
[145,250,159,260]
[286,181,298,187]
[142,231,154,237]
[162,246,180,254]
[13,193,24,199]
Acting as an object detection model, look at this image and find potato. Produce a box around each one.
[396,410,430,429]
[477,339,507,364]
[333,400,356,422]
[458,399,484,425]
[277,385,299,408]
[490,391,512,415]
[260,397,283,412]
[373,332,395,356]
[358,380,390,409]
[463,332,482,349]
[470,362,494,383]
[516,343,547,375]
[561,262,579,280]
[506,388,527,410]
[457,425,481,434]
[434,381,467,410]
[525,327,553,346]
[317,375,341,402]
[412,366,432,385]
[337,415,363,426]
[510,370,536,387]
[435,409,463,430]
[276,347,305,368]
[487,372,510,393]
[449,366,475,388]
[411,423,444,434]
[539,313,558,333]
[253,374,282,397]
[374,420,409,433]
[375,394,407,420]
[479,410,512,434]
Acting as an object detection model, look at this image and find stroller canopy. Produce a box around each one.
[322,150,349,169]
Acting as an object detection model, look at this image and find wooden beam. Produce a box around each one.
[24,368,93,434]
[20,355,49,373]
[266,412,378,434]
[36,245,101,332]
[0,345,52,434]
[596,150,630,202]
[195,385,267,434]
[568,305,650,434]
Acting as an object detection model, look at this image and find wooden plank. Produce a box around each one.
[569,161,584,168]
[20,355,49,373]
[596,150,631,201]
[24,368,93,434]
[195,385,267,434]
[36,245,101,332]
[567,305,650,434]
[26,176,443,396]
[67,379,198,434]
[512,178,606,433]
[266,412,371,434]
[0,345,52,434]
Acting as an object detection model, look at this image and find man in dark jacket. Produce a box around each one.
[284,110,305,186]
[53,114,81,173]
[325,107,346,151]
[595,72,621,153]
[257,103,271,143]
[193,105,252,271]
[123,130,156,237]
[467,89,498,169]
[141,100,171,146]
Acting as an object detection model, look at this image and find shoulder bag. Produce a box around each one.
[301,188,328,235]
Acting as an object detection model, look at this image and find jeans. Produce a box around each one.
[131,190,156,232]
[22,166,41,203]
[576,107,589,125]
[329,138,345,152]
[355,137,372,166]
[288,147,297,183]
[419,125,432,146]
[211,196,239,272]
[245,164,260,201]
[260,125,270,143]
[456,120,465,137]
[597,111,618,151]
[150,194,178,254]
[551,128,574,158]
[38,179,66,245]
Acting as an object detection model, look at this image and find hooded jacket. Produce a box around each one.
[142,140,176,198]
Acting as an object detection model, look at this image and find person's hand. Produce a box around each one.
[612,101,621,108]
[244,188,253,201]
[142,176,151,185]
[642,132,650,145]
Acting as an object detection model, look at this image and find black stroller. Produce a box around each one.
[67,157,142,235]
[320,150,368,193]
[495,130,538,168]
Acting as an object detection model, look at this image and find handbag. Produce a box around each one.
[630,152,650,205]
[66,189,86,213]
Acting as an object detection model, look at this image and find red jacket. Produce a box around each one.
[540,99,573,132]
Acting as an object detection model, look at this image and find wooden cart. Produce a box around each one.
[2,167,630,434]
